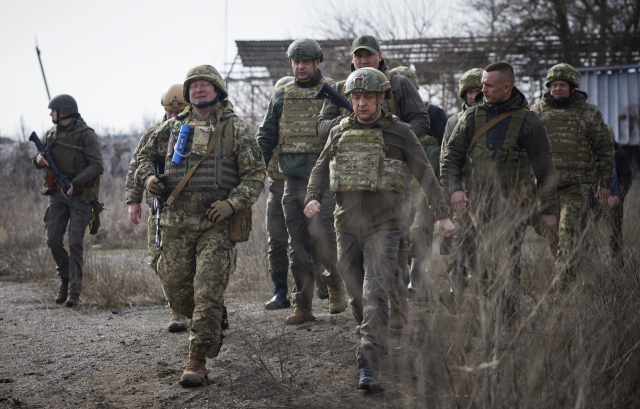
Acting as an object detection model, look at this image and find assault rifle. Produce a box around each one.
[315,83,353,113]
[150,163,165,248]
[29,132,79,215]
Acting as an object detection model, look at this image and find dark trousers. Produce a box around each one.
[337,229,402,360]
[44,193,93,294]
[266,180,289,271]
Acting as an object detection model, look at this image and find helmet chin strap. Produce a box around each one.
[193,96,219,109]
[365,95,383,121]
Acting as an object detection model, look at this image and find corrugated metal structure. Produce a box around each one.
[576,65,640,146]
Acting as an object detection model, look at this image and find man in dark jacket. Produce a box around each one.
[440,61,558,315]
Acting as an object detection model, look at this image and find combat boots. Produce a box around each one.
[55,279,69,304]
[265,269,291,310]
[65,293,79,308]
[179,351,208,387]
[327,279,347,314]
[315,274,329,300]
[357,348,381,393]
[284,306,315,325]
[167,310,187,333]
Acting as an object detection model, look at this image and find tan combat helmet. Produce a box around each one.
[390,66,419,90]
[458,68,483,99]
[344,68,391,99]
[161,84,188,112]
[275,76,295,89]
[546,63,580,88]
[183,65,228,103]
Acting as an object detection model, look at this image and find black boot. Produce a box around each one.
[265,270,291,310]
[408,258,427,301]
[357,348,381,393]
[315,274,329,300]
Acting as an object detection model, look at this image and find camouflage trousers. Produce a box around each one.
[266,180,289,272]
[158,211,233,353]
[147,213,160,274]
[337,229,402,361]
[549,184,588,280]
[44,193,93,294]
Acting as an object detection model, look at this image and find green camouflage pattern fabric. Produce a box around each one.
[548,183,588,283]
[183,65,228,102]
[545,63,580,88]
[278,80,330,154]
[329,120,406,193]
[275,76,294,89]
[135,102,265,213]
[390,66,419,90]
[459,68,483,98]
[126,121,163,205]
[344,68,390,97]
[531,91,614,187]
[157,212,234,353]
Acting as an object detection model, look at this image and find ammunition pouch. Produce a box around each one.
[230,208,252,243]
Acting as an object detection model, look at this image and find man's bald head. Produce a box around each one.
[482,61,515,104]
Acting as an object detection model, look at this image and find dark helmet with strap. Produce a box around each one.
[286,38,323,62]
[48,94,78,116]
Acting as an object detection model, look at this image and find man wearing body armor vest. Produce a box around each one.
[304,68,454,392]
[263,75,330,310]
[317,35,430,328]
[440,62,558,316]
[135,65,265,387]
[530,63,614,288]
[256,38,346,325]
[125,84,189,332]
[438,68,483,306]
[33,94,104,308]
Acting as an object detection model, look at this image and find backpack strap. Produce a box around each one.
[468,107,528,149]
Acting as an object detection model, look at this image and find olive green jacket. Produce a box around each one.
[441,88,558,215]
[306,110,448,237]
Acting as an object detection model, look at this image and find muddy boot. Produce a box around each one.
[357,348,381,393]
[284,306,315,325]
[167,310,188,333]
[328,279,347,314]
[265,269,291,310]
[179,351,208,387]
[65,293,79,308]
[315,275,329,300]
[55,279,69,304]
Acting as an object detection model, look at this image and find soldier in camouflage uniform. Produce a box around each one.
[125,84,189,332]
[317,36,431,328]
[264,76,330,310]
[530,63,615,287]
[305,68,454,392]
[33,94,104,308]
[441,62,558,315]
[438,68,483,306]
[257,38,346,325]
[135,65,265,387]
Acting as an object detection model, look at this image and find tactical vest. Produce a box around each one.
[266,146,284,181]
[42,122,92,194]
[278,80,329,154]
[329,117,406,193]
[539,99,594,179]
[464,107,529,189]
[164,115,240,192]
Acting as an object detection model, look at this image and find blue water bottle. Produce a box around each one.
[172,125,191,165]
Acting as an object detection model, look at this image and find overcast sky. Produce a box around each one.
[1,0,460,140]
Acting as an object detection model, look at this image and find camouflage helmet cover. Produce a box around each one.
[275,76,295,89]
[390,66,419,90]
[286,38,323,62]
[48,94,78,115]
[344,68,391,98]
[183,65,228,103]
[161,84,188,112]
[546,63,580,88]
[458,68,483,98]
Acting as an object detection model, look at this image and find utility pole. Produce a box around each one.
[35,37,51,101]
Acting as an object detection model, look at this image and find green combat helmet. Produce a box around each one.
[48,94,78,115]
[344,68,391,98]
[390,66,419,90]
[458,68,483,99]
[183,65,228,103]
[286,38,323,62]
[546,63,580,88]
[275,76,295,89]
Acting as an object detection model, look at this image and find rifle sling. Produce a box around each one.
[166,109,223,206]
[468,107,528,149]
